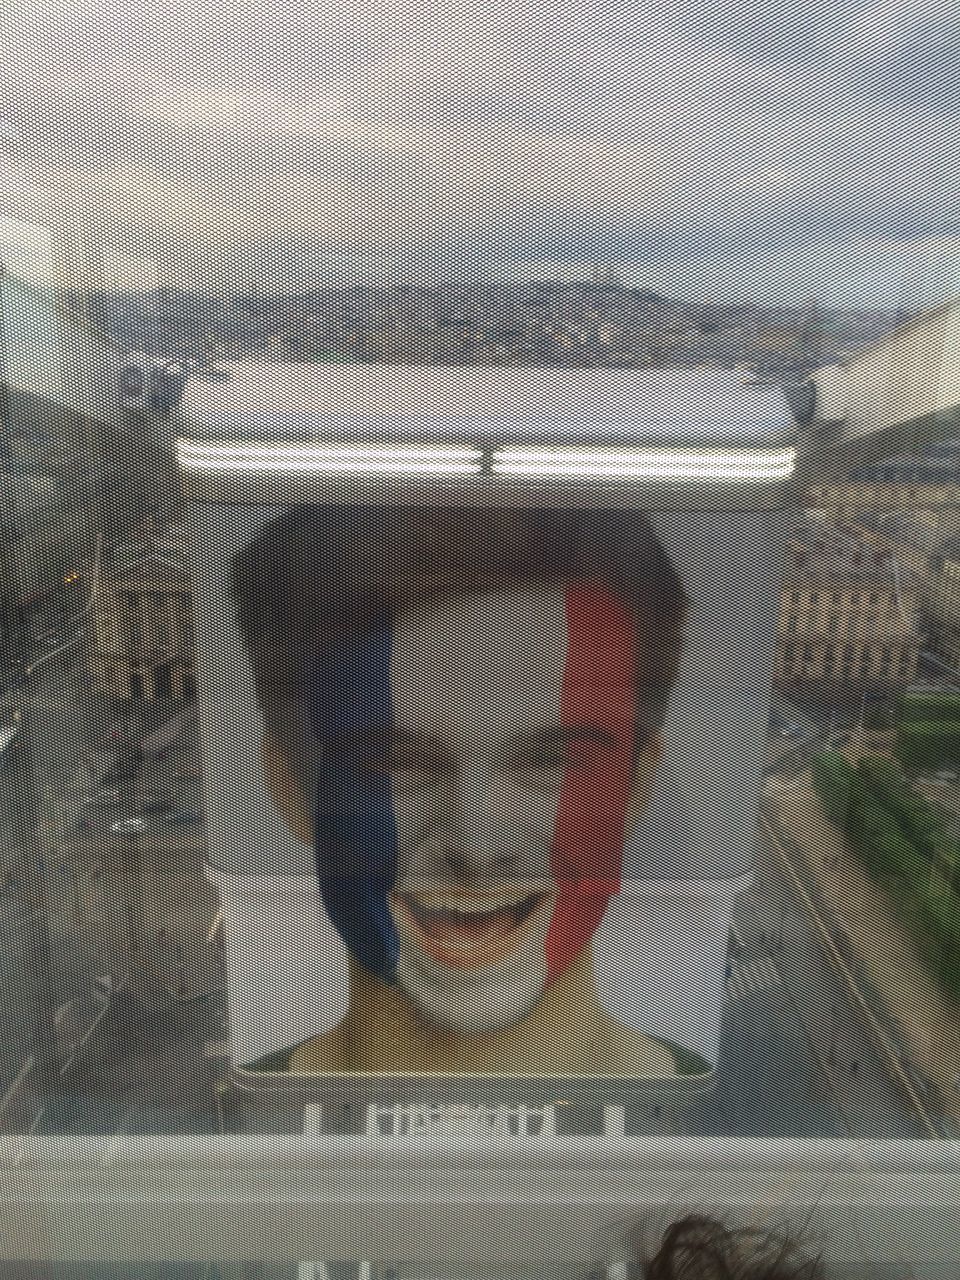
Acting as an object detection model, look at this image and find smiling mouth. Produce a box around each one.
[391,891,551,969]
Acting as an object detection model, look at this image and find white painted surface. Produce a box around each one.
[177,362,798,443]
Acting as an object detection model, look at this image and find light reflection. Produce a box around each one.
[178,440,795,480]
[493,447,796,480]
[177,440,484,475]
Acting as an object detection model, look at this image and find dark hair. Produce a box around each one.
[635,1214,825,1280]
[231,503,688,787]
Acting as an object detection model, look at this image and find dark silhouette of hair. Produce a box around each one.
[635,1214,825,1280]
[231,502,688,789]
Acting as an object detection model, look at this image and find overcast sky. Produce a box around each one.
[0,0,958,305]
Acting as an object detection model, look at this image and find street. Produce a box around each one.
[0,646,219,1129]
[708,826,935,1139]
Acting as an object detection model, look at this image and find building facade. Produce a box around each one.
[775,520,923,693]
[801,441,960,679]
[927,547,960,670]
[90,538,195,702]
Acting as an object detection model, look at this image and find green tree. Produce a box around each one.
[898,694,960,724]
[811,751,859,825]
[895,722,960,771]
[811,750,960,998]
[856,756,950,862]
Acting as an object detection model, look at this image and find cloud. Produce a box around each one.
[843,0,953,47]
[0,0,956,302]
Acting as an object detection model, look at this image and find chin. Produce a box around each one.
[397,959,547,1035]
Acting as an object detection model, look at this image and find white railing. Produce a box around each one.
[0,1136,957,1275]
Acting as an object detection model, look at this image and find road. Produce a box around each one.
[707,825,935,1139]
[0,648,218,1129]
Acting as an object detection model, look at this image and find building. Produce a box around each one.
[0,428,94,643]
[804,438,960,515]
[801,438,960,677]
[775,516,923,693]
[927,540,960,669]
[90,535,195,702]
[0,255,101,638]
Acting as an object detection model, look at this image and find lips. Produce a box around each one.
[391,890,551,969]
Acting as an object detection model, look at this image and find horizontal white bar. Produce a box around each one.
[177,440,795,481]
[0,1137,956,1270]
[5,1135,954,1174]
[492,449,795,480]
[203,867,754,897]
[178,441,481,462]
[177,440,484,475]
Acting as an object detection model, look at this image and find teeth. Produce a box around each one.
[406,891,540,915]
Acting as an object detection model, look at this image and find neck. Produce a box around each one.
[343,945,609,1075]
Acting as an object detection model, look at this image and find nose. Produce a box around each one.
[442,846,517,882]
[437,765,518,882]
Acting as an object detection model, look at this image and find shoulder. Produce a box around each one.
[243,1024,710,1078]
[245,1044,297,1073]
[246,1027,350,1074]
[596,1014,711,1077]
[652,1036,712,1077]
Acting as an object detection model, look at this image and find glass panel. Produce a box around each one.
[0,255,958,1141]
[0,249,957,1131]
[1,26,960,1255]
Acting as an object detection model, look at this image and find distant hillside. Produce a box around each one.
[81,278,903,375]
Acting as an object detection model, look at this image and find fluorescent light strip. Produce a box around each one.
[177,440,483,475]
[492,449,796,480]
[178,441,795,481]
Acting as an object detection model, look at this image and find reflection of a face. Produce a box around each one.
[314,580,650,1034]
